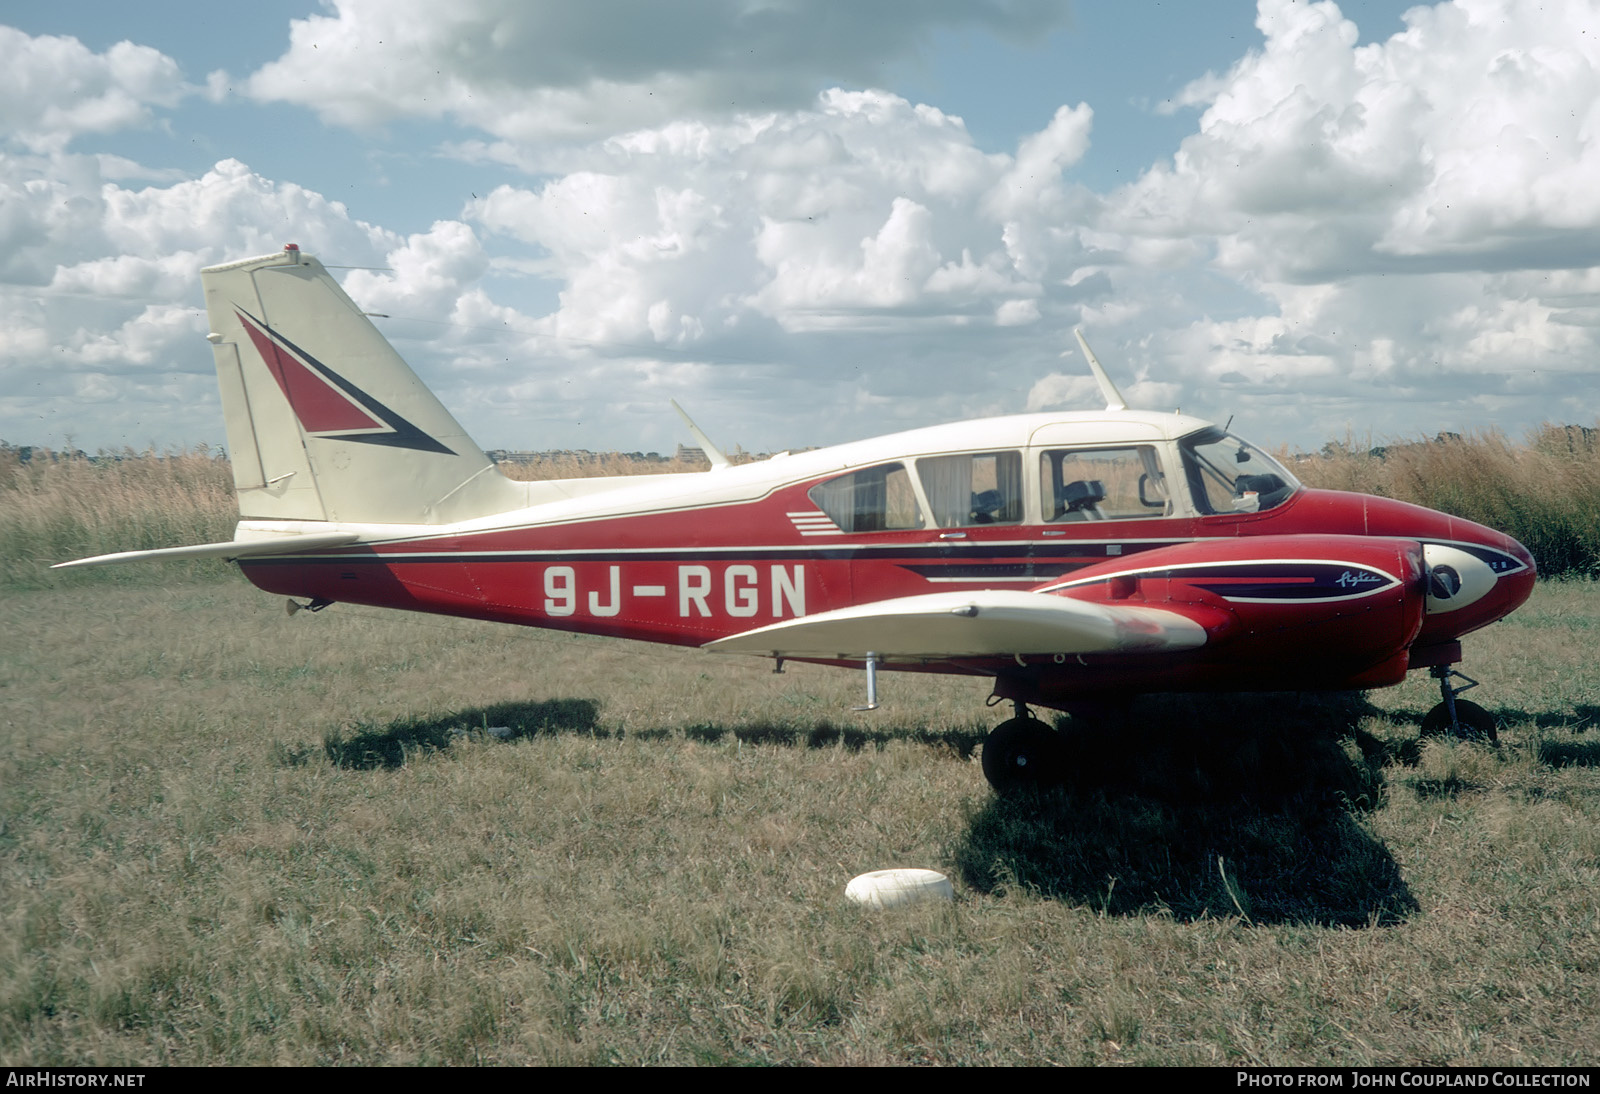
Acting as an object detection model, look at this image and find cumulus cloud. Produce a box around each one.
[983,102,1093,222]
[427,86,1115,446]
[0,146,402,447]
[10,2,1600,454]
[1108,0,1600,279]
[343,220,490,319]
[1082,0,1600,439]
[465,89,1080,359]
[244,0,1071,145]
[0,28,187,153]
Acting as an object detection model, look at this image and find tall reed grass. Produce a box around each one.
[493,450,717,480]
[5,426,1597,590]
[1291,425,1600,577]
[0,445,237,590]
[0,446,723,590]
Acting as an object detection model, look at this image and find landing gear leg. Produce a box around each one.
[1422,665,1498,743]
[981,700,1063,793]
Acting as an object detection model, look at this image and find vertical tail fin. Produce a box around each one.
[202,246,525,524]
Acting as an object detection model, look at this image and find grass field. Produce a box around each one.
[3,573,1597,1065]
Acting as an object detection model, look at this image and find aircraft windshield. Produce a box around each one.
[1180,430,1299,514]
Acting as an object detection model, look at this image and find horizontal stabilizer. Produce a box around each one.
[704,590,1209,660]
[53,532,360,571]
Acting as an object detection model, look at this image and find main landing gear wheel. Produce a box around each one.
[981,715,1063,793]
[1422,699,1498,744]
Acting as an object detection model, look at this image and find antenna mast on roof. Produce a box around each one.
[670,399,731,470]
[1072,329,1129,412]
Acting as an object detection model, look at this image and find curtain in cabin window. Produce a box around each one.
[917,454,972,528]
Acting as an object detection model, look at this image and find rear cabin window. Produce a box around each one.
[1040,446,1171,521]
[808,463,924,532]
[915,451,1024,527]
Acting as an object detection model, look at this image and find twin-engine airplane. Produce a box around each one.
[59,246,1536,791]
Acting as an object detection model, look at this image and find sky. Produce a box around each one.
[2,0,1598,458]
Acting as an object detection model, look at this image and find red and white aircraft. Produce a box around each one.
[60,246,1536,790]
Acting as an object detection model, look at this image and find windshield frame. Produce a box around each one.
[1178,428,1301,515]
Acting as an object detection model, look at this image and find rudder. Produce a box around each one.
[202,246,525,525]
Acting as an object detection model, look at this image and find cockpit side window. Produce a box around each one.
[915,451,1024,527]
[1040,446,1172,521]
[808,463,924,532]
[1180,431,1299,514]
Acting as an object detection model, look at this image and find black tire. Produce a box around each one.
[981,716,1063,792]
[1421,699,1498,744]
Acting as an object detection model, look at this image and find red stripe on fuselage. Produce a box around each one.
[1174,575,1314,585]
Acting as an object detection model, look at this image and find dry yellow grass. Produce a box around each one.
[1290,426,1600,576]
[493,451,717,480]
[0,446,237,588]
[0,447,723,591]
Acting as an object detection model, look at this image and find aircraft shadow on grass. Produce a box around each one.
[298,690,1596,926]
[952,692,1422,928]
[1380,701,1600,769]
[678,721,984,755]
[953,697,1585,925]
[317,698,606,770]
[307,698,988,770]
[1534,730,1600,769]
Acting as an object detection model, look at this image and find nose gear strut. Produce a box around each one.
[1422,664,1497,743]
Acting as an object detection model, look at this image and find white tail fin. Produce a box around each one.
[202,247,525,525]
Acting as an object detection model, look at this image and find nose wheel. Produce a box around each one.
[982,702,1064,792]
[1422,665,1498,743]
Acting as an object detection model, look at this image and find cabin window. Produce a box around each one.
[1180,431,1299,514]
[915,451,1024,527]
[808,463,924,532]
[1040,446,1171,521]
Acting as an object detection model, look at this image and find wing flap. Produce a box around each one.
[705,590,1211,660]
[53,532,361,571]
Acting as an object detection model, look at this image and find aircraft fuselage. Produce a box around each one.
[236,414,1534,710]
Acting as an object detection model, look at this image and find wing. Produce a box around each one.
[704,589,1215,660]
